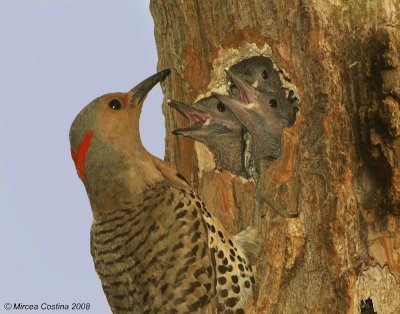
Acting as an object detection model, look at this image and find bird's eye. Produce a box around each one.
[269,99,278,107]
[217,102,226,112]
[108,99,122,110]
[262,70,268,79]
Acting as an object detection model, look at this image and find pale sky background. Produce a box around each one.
[0,1,164,312]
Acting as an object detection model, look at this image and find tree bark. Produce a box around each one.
[150,1,400,313]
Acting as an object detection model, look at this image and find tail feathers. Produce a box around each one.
[233,227,261,265]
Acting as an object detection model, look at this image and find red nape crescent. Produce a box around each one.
[71,131,93,179]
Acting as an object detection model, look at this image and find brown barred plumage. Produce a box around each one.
[70,70,260,313]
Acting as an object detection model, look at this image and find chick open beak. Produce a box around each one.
[224,68,258,104]
[168,99,210,134]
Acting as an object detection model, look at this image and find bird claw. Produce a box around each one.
[263,196,299,218]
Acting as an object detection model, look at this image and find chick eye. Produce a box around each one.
[108,99,122,110]
[269,99,278,107]
[262,70,268,79]
[217,102,226,112]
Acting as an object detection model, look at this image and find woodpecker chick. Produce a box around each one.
[213,70,294,168]
[70,70,259,313]
[168,96,248,177]
[227,56,299,127]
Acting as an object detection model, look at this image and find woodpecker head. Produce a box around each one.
[69,69,170,181]
[168,96,243,143]
[212,72,288,160]
[228,56,281,93]
[227,56,299,127]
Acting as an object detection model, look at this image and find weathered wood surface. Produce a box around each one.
[150,1,400,313]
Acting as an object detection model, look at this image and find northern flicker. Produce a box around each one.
[70,70,260,313]
[168,96,248,178]
[212,58,299,168]
[227,56,300,125]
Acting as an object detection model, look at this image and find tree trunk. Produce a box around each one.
[150,1,400,313]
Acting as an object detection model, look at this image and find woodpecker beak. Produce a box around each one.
[211,92,252,122]
[222,69,280,122]
[224,68,259,104]
[168,99,210,134]
[130,69,171,105]
[212,91,284,135]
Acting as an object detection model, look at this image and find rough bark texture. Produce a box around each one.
[150,1,400,313]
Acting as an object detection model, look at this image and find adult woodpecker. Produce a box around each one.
[69,70,260,313]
